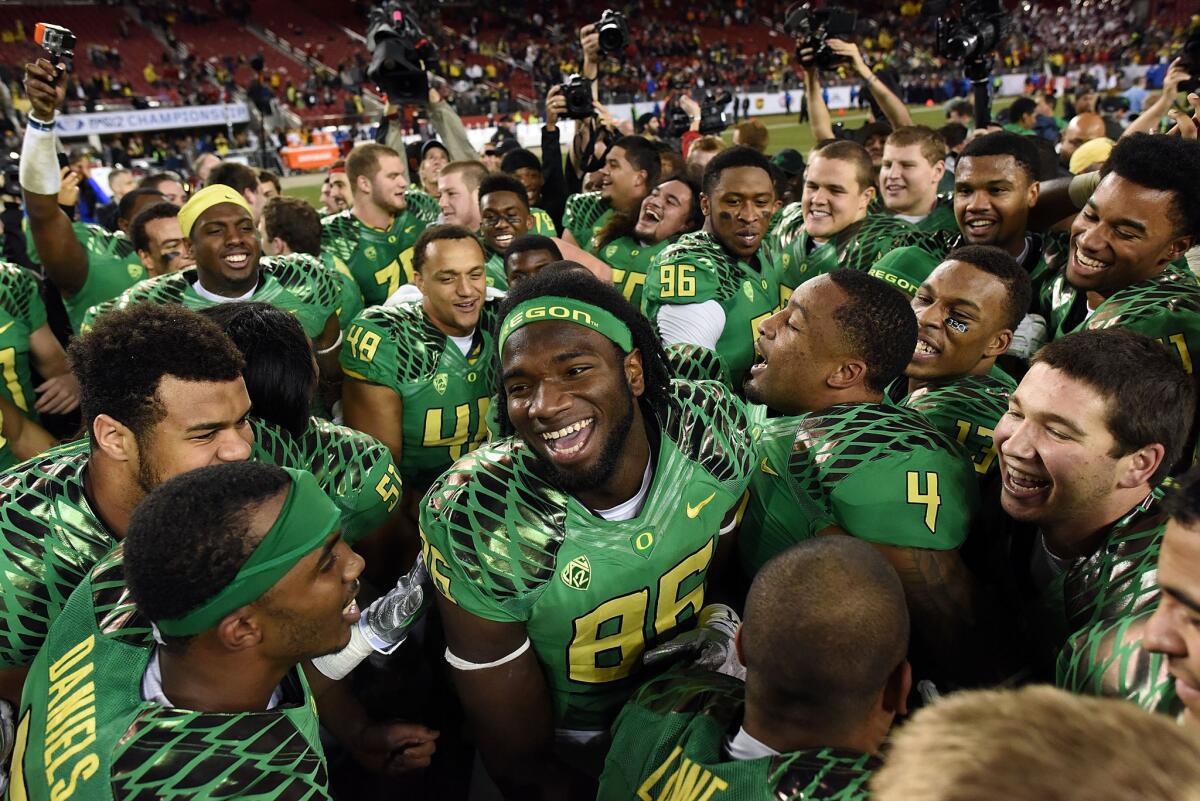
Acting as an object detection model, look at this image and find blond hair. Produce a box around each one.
[346,143,402,192]
[871,686,1200,801]
[885,125,948,166]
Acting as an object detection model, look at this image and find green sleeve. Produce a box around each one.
[322,253,364,329]
[341,312,401,390]
[663,343,730,385]
[406,189,442,224]
[418,481,528,624]
[643,246,722,308]
[300,419,399,543]
[563,192,603,245]
[828,451,977,549]
[868,246,942,298]
[4,264,47,331]
[1055,609,1177,713]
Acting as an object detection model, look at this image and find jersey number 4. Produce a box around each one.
[906,471,941,534]
[567,538,714,684]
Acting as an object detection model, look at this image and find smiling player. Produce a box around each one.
[419,266,753,797]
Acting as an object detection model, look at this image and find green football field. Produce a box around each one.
[284,98,1013,208]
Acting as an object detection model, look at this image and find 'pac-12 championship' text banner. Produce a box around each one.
[53,104,251,137]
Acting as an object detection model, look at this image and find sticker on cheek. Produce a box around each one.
[945,317,969,334]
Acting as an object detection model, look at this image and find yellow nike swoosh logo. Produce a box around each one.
[760,458,778,477]
[687,492,717,519]
[0,322,14,336]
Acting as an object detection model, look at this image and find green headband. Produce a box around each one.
[498,296,633,355]
[156,468,341,637]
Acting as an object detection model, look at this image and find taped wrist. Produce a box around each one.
[20,124,61,196]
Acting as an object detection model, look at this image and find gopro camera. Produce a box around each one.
[34,23,76,82]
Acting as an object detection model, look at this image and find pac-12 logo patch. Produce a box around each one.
[560,555,592,590]
[364,245,378,261]
[433,373,448,395]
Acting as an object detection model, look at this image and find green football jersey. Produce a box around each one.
[643,231,785,389]
[321,252,366,329]
[320,194,438,307]
[599,237,671,309]
[0,419,394,668]
[770,206,912,291]
[25,220,148,333]
[419,380,754,732]
[0,262,50,416]
[599,668,879,801]
[250,416,400,543]
[738,402,979,577]
[82,255,340,339]
[341,299,498,489]
[531,206,558,236]
[9,545,330,801]
[1044,269,1200,375]
[906,200,958,234]
[1044,488,1171,711]
[0,406,16,473]
[406,188,442,222]
[563,192,615,255]
[483,250,511,290]
[890,366,1016,481]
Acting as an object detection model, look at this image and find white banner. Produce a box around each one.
[53,104,250,137]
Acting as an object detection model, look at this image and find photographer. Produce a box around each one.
[803,39,913,169]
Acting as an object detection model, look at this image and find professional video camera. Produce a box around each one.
[366,3,437,105]
[561,74,595,120]
[662,89,732,138]
[783,3,858,70]
[33,23,76,82]
[595,9,630,55]
[1178,25,1200,93]
[932,0,1007,76]
[928,0,1008,127]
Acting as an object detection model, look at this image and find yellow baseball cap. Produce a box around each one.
[1069,137,1115,175]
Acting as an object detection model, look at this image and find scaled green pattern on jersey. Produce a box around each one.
[891,366,1016,481]
[419,380,754,731]
[341,298,498,489]
[250,416,400,543]
[25,220,147,333]
[563,192,614,254]
[598,668,878,801]
[770,206,912,291]
[738,402,978,577]
[320,252,366,329]
[0,408,16,473]
[0,439,110,669]
[1038,488,1168,705]
[643,231,786,390]
[599,237,671,309]
[0,419,393,669]
[0,261,50,415]
[1044,268,1200,375]
[912,200,958,234]
[9,544,331,801]
[82,255,341,339]
[319,190,439,306]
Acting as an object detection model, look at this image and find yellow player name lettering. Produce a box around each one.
[42,637,99,800]
[639,751,729,801]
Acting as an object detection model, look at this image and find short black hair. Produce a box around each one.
[125,462,291,642]
[666,174,705,232]
[500,148,542,175]
[411,223,483,274]
[258,169,281,194]
[130,201,180,252]
[505,234,562,263]
[827,270,917,393]
[1008,96,1037,122]
[206,161,260,195]
[1166,466,1200,528]
[494,265,672,435]
[946,99,973,118]
[69,303,245,447]
[118,187,167,222]
[1101,134,1200,240]
[478,173,530,210]
[1033,329,1196,482]
[201,302,314,438]
[613,135,662,188]
[741,535,908,726]
[943,245,1032,331]
[701,145,774,198]
[960,132,1041,184]
[940,122,969,150]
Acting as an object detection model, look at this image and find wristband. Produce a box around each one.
[19,123,61,196]
[315,329,343,355]
[26,114,55,132]
[444,638,531,671]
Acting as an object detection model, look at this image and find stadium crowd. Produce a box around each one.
[1,3,1200,801]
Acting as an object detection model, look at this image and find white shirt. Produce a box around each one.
[142,647,283,711]
[594,458,653,521]
[656,301,726,350]
[724,726,780,760]
[448,333,475,357]
[192,280,257,304]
